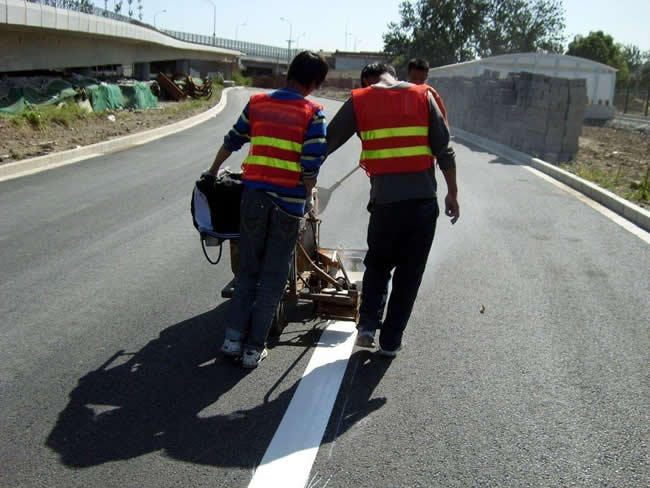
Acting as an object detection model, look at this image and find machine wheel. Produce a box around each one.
[270,301,288,336]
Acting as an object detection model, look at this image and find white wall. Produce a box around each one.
[428,54,617,119]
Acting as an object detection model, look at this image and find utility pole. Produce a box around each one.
[154,9,166,29]
[280,17,293,67]
[295,32,306,50]
[235,21,247,41]
[202,0,217,46]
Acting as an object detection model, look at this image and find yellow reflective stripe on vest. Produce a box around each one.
[361,146,433,160]
[244,155,302,172]
[360,126,428,140]
[250,136,302,153]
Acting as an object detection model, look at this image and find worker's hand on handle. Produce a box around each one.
[444,193,460,224]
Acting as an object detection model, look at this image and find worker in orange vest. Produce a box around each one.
[326,63,459,357]
[205,51,329,368]
[408,57,448,124]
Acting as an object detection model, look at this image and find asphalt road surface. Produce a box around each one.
[1,89,648,487]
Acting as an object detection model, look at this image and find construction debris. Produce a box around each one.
[157,72,213,100]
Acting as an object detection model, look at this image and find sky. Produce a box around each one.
[98,0,650,53]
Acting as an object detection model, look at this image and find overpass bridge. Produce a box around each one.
[161,29,297,75]
[0,0,297,79]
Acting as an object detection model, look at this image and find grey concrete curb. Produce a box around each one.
[0,86,245,183]
[451,126,650,232]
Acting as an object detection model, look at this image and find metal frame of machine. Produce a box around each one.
[219,191,365,335]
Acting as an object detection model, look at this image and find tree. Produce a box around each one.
[566,31,629,86]
[639,62,650,90]
[114,0,123,15]
[127,0,134,18]
[138,0,143,21]
[383,0,566,70]
[622,45,650,86]
[477,0,565,56]
[384,0,488,69]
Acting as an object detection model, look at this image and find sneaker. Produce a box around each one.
[379,345,402,358]
[220,339,242,357]
[241,348,268,369]
[355,330,376,348]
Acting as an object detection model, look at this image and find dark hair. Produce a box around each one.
[287,51,329,88]
[408,58,430,72]
[359,63,397,84]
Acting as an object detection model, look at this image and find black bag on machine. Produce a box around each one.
[191,170,243,264]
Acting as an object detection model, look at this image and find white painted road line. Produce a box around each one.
[248,320,358,488]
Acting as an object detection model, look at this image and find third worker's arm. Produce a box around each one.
[325,98,357,156]
[301,107,328,201]
[428,92,460,224]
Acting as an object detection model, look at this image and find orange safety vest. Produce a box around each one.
[242,93,322,188]
[351,84,434,176]
[425,84,449,124]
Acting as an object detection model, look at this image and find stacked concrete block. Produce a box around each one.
[430,71,587,163]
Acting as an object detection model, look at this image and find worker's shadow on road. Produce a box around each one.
[45,303,387,470]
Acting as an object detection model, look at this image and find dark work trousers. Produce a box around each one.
[358,198,439,351]
[224,187,301,351]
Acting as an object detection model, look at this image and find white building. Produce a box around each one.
[428,53,618,119]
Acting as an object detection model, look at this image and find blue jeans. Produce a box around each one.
[224,187,301,350]
[358,198,439,351]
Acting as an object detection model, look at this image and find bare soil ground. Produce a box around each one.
[565,124,649,210]
[0,88,222,164]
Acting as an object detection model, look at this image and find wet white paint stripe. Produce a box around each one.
[248,320,358,488]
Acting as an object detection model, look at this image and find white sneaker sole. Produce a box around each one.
[242,348,268,369]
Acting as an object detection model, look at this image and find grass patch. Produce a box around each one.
[232,72,252,86]
[562,160,649,206]
[0,102,104,131]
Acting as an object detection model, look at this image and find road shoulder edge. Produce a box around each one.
[451,126,650,233]
[0,87,245,183]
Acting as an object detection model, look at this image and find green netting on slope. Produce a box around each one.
[86,84,125,111]
[0,84,78,114]
[0,80,158,114]
[120,82,158,110]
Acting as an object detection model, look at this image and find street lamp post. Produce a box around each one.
[154,9,166,29]
[280,17,293,67]
[347,32,361,51]
[295,32,306,50]
[235,21,247,41]
[201,0,216,46]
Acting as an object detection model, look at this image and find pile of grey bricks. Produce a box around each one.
[430,71,587,162]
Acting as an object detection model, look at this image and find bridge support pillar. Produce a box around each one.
[175,59,190,75]
[134,62,151,81]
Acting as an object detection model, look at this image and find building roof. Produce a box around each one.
[430,53,618,74]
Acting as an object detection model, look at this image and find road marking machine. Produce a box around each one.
[192,170,365,335]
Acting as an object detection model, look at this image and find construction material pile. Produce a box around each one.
[0,75,159,114]
[157,73,213,101]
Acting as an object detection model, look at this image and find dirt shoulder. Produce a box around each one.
[0,86,223,164]
[563,123,649,210]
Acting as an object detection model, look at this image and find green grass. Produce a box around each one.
[232,72,252,86]
[0,102,104,131]
[562,161,649,206]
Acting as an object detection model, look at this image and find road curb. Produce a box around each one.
[0,86,245,183]
[451,126,650,232]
